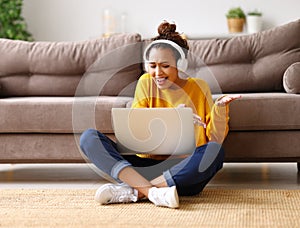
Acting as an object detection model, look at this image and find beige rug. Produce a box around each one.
[1,189,299,227]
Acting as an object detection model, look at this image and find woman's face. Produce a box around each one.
[147,47,182,90]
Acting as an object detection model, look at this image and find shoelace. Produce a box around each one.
[110,188,135,203]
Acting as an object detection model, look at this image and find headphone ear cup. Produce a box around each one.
[144,62,148,72]
[177,58,188,72]
[177,58,188,79]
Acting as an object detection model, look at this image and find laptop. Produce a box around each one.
[111,108,196,155]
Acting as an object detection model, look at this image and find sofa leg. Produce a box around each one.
[298,162,300,173]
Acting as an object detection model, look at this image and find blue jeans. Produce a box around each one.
[80,128,224,196]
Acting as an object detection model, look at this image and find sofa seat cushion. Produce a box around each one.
[1,93,298,134]
[0,96,133,134]
[222,93,300,131]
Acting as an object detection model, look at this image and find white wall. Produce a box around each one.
[22,0,300,41]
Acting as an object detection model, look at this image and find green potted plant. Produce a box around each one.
[246,10,263,33]
[226,7,246,33]
[0,0,33,41]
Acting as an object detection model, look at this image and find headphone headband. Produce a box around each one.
[143,39,186,61]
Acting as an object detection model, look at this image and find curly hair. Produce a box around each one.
[150,21,189,58]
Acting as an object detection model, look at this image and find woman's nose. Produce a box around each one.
[155,66,162,75]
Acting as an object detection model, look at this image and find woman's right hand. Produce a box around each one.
[192,113,207,128]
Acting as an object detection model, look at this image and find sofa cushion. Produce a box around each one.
[223,131,300,161]
[187,20,300,94]
[0,133,84,162]
[217,93,300,131]
[2,94,297,134]
[283,62,300,94]
[0,33,142,97]
[0,96,133,134]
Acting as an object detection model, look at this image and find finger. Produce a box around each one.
[192,115,206,128]
[222,95,241,105]
[193,120,207,128]
[199,122,207,128]
[227,95,241,103]
[229,94,242,100]
[193,113,202,121]
[177,104,186,108]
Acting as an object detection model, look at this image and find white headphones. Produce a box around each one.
[143,40,188,74]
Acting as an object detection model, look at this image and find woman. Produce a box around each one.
[80,21,240,209]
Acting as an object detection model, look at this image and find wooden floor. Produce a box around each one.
[0,162,299,189]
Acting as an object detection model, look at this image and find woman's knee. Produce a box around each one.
[206,142,225,159]
[191,142,224,173]
[79,128,102,156]
[80,129,97,147]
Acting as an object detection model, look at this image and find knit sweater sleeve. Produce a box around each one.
[205,92,230,144]
[131,74,150,108]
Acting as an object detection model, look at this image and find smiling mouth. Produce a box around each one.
[156,77,168,84]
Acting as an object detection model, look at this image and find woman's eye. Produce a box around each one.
[148,64,170,69]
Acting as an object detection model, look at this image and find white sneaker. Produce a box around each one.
[148,186,179,208]
[95,183,138,205]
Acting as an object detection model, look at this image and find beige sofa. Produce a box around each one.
[0,19,299,171]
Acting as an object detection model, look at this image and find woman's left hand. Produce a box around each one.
[177,104,206,128]
[215,94,242,106]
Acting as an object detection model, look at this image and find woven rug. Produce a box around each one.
[1,189,299,227]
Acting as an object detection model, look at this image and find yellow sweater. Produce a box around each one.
[132,73,229,159]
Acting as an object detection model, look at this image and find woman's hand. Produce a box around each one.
[192,113,207,128]
[215,94,242,106]
[177,104,206,128]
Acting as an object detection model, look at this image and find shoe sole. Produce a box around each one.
[94,183,115,204]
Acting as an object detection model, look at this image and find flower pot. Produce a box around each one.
[246,15,263,33]
[227,18,245,33]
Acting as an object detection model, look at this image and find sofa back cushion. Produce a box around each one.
[0,33,142,97]
[187,19,300,94]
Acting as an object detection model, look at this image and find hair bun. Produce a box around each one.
[152,21,189,54]
[158,21,177,35]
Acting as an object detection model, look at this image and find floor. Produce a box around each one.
[0,162,299,190]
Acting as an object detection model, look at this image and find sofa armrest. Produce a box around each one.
[283,62,300,94]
